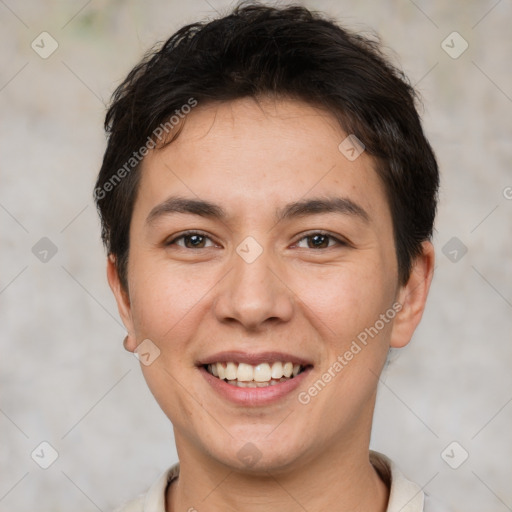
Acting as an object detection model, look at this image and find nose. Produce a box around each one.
[212,246,294,331]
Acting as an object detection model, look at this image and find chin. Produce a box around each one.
[208,430,312,475]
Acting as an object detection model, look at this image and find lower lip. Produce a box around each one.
[199,366,312,406]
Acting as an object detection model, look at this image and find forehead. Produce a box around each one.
[133,97,391,229]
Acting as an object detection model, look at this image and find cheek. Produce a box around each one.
[139,358,199,435]
[128,258,213,343]
[129,262,213,423]
[290,260,394,341]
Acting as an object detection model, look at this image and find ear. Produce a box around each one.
[390,241,435,348]
[107,254,137,352]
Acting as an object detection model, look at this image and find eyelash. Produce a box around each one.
[165,230,347,249]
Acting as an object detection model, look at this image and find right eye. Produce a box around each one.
[165,231,216,249]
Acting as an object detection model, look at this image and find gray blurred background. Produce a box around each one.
[1,1,511,511]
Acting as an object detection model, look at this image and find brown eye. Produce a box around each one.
[307,234,330,248]
[166,232,215,248]
[183,234,207,248]
[295,232,342,249]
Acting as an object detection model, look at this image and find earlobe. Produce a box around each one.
[390,241,435,349]
[123,334,137,353]
[106,254,137,351]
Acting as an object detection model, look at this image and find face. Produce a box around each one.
[108,97,433,473]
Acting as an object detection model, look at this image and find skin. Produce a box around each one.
[107,97,434,512]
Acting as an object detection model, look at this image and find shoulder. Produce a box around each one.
[424,493,454,512]
[370,451,453,512]
[112,463,180,512]
[113,494,145,512]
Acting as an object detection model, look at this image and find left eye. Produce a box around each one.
[167,232,216,249]
[295,233,342,249]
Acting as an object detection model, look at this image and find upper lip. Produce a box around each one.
[197,351,313,367]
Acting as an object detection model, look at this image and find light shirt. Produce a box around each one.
[114,450,450,512]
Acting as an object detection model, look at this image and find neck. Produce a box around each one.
[167,431,389,512]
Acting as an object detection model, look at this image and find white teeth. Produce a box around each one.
[227,378,290,388]
[254,363,271,382]
[271,361,283,379]
[208,361,305,383]
[236,363,254,381]
[225,362,238,380]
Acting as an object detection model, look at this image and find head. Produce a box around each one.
[95,3,438,472]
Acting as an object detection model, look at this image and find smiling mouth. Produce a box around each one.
[204,361,310,388]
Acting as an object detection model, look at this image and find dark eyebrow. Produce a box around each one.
[145,195,370,227]
[276,197,370,223]
[145,196,226,226]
